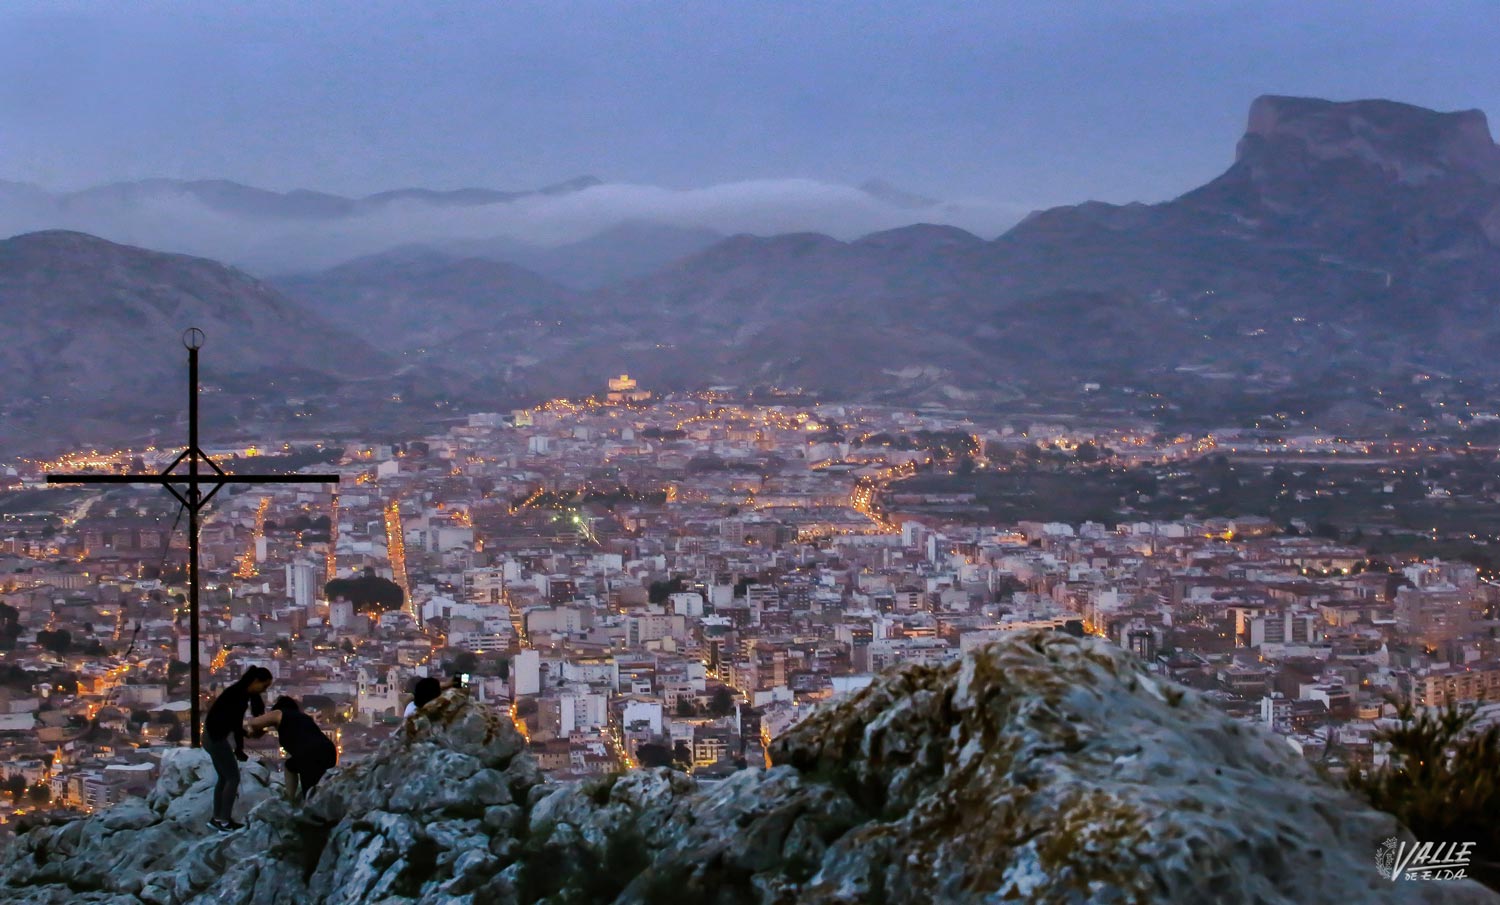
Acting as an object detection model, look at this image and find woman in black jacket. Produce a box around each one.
[203,665,272,831]
[248,696,339,802]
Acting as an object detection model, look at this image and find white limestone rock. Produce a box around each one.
[0,635,1495,904]
[0,749,277,904]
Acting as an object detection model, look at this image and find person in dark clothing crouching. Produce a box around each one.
[247,696,338,803]
[203,665,272,831]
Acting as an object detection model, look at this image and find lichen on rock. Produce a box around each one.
[1,632,1495,904]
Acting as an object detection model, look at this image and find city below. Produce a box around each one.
[0,372,1495,828]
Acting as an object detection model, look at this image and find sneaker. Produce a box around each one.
[223,819,246,830]
[208,818,231,832]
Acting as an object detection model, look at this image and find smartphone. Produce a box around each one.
[460,673,471,687]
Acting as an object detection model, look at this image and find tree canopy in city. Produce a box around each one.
[36,629,71,655]
[708,686,736,716]
[648,576,687,604]
[635,743,673,769]
[325,569,405,615]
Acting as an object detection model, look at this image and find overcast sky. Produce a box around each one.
[3,1,1499,208]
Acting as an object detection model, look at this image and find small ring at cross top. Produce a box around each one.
[182,327,205,350]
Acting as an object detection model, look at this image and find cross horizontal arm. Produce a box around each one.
[47,474,341,485]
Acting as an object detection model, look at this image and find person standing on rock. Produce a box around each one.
[246,696,338,803]
[203,665,272,831]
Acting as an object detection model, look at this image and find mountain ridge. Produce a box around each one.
[564,93,1500,396]
[9,94,1500,450]
[271,246,580,354]
[0,230,394,454]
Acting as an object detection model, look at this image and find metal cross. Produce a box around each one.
[46,328,340,746]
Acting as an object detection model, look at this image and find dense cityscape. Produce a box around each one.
[0,371,1496,830]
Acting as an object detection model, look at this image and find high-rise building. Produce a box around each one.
[285,558,318,610]
[512,649,541,696]
[1395,585,1482,646]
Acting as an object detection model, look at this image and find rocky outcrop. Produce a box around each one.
[0,747,282,904]
[1240,95,1500,184]
[2,631,1495,904]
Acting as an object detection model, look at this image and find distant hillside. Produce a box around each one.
[571,224,994,396]
[273,246,579,352]
[0,231,390,454]
[272,246,626,405]
[556,96,1500,402]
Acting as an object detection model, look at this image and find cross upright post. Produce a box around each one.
[47,328,340,746]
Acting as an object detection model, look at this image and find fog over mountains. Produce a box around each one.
[0,175,1023,276]
[7,95,1500,454]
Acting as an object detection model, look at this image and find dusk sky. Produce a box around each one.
[4,1,1499,208]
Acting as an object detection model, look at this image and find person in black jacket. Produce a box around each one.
[247,696,338,803]
[403,676,442,719]
[203,665,272,831]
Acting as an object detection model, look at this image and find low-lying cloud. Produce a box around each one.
[0,177,1036,276]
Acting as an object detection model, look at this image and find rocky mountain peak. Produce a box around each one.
[3,631,1493,904]
[1237,94,1500,185]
